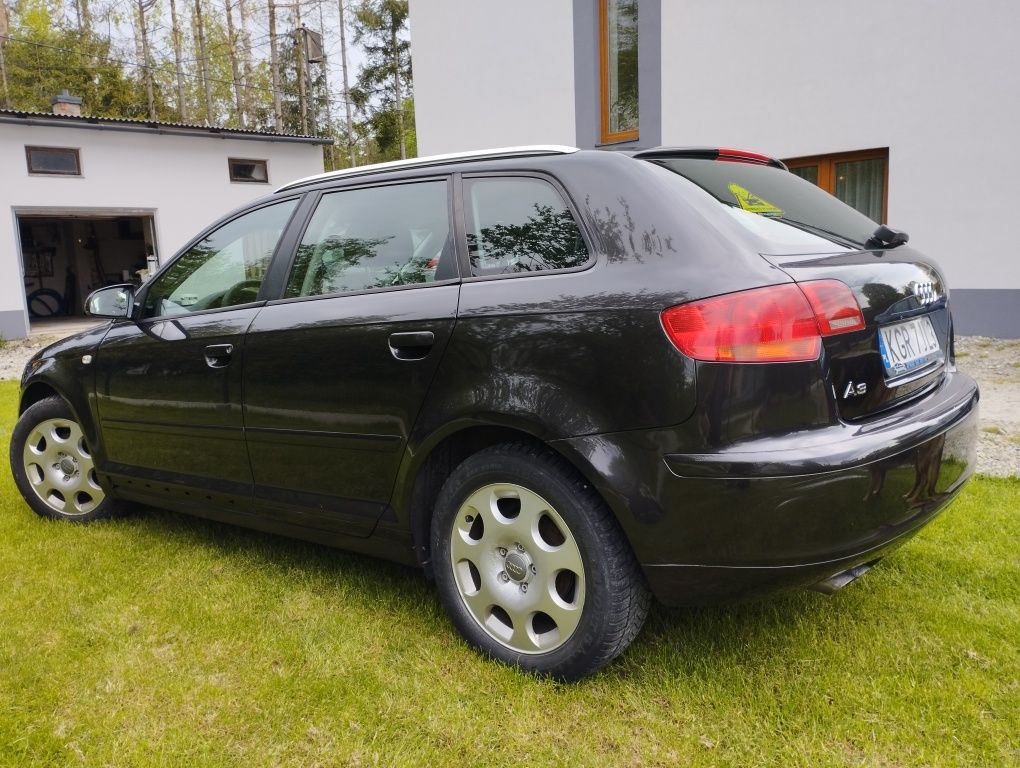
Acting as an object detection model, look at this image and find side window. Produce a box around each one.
[464,177,589,277]
[285,180,452,298]
[143,199,298,318]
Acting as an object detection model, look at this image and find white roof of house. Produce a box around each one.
[0,108,332,145]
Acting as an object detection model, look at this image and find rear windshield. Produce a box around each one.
[645,157,879,249]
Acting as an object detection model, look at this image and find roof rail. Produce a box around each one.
[276,145,581,192]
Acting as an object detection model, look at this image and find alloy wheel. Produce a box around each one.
[449,483,585,654]
[21,417,105,516]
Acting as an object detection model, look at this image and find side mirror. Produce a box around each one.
[85,284,135,319]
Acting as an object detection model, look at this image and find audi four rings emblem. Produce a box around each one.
[910,280,939,305]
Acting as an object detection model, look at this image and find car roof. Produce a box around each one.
[273,144,788,197]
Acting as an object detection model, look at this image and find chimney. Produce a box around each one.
[51,90,83,117]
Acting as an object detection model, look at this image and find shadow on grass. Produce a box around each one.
[116,503,433,598]
[99,503,851,686]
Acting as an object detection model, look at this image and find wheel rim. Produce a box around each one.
[22,417,104,516]
[449,483,586,654]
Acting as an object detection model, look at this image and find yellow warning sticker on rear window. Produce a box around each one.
[728,183,784,217]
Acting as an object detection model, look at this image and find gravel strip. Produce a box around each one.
[0,335,63,382]
[1,331,1016,477]
[955,336,1020,478]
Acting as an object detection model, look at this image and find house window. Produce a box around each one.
[785,148,889,223]
[228,158,269,183]
[25,146,81,176]
[599,0,639,144]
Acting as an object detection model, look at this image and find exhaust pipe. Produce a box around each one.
[809,560,881,595]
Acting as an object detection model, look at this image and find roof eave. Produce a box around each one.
[0,110,332,145]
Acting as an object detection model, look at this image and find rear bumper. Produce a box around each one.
[639,481,966,605]
[554,370,979,606]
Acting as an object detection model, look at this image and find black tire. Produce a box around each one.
[430,442,651,680]
[26,288,65,318]
[10,396,123,522]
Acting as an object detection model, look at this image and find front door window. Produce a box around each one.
[143,199,298,318]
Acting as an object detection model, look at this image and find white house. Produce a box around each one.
[0,93,328,340]
[409,0,1020,337]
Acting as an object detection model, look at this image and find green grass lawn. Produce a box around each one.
[0,380,1017,767]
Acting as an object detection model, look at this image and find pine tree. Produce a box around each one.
[350,0,414,161]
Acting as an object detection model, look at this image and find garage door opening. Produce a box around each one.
[17,213,158,327]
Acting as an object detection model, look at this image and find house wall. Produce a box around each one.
[0,123,323,339]
[658,0,1020,335]
[409,0,1018,336]
[409,0,577,154]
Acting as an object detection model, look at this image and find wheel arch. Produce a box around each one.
[396,420,627,576]
[19,377,102,456]
[20,381,62,415]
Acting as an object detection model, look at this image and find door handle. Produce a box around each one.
[203,343,234,368]
[388,331,434,361]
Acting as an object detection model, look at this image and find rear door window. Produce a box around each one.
[285,179,453,298]
[463,177,590,276]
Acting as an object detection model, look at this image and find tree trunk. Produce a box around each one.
[194,0,214,124]
[224,0,245,127]
[0,1,10,111]
[295,2,308,135]
[316,1,334,167]
[268,0,283,131]
[238,0,254,127]
[0,47,10,112]
[338,0,355,165]
[137,0,156,120]
[168,0,188,120]
[76,0,92,31]
[391,19,405,160]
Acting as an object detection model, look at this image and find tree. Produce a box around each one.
[350,0,413,161]
[135,0,157,120]
[167,0,188,119]
[267,0,283,131]
[0,0,419,159]
[2,1,143,118]
[0,0,12,110]
[192,0,213,123]
[223,0,244,127]
[336,0,355,165]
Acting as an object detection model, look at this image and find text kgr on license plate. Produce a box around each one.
[878,316,941,376]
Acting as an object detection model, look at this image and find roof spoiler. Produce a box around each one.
[633,146,788,170]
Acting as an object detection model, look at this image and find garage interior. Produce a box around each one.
[18,213,157,323]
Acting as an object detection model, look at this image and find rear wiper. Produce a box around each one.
[865,224,909,249]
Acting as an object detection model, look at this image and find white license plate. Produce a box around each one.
[878,316,941,377]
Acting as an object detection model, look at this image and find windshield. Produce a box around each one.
[645,157,880,249]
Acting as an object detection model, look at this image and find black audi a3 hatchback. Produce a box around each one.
[10,145,979,680]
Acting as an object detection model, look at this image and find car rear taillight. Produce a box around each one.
[799,280,866,335]
[661,280,864,363]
